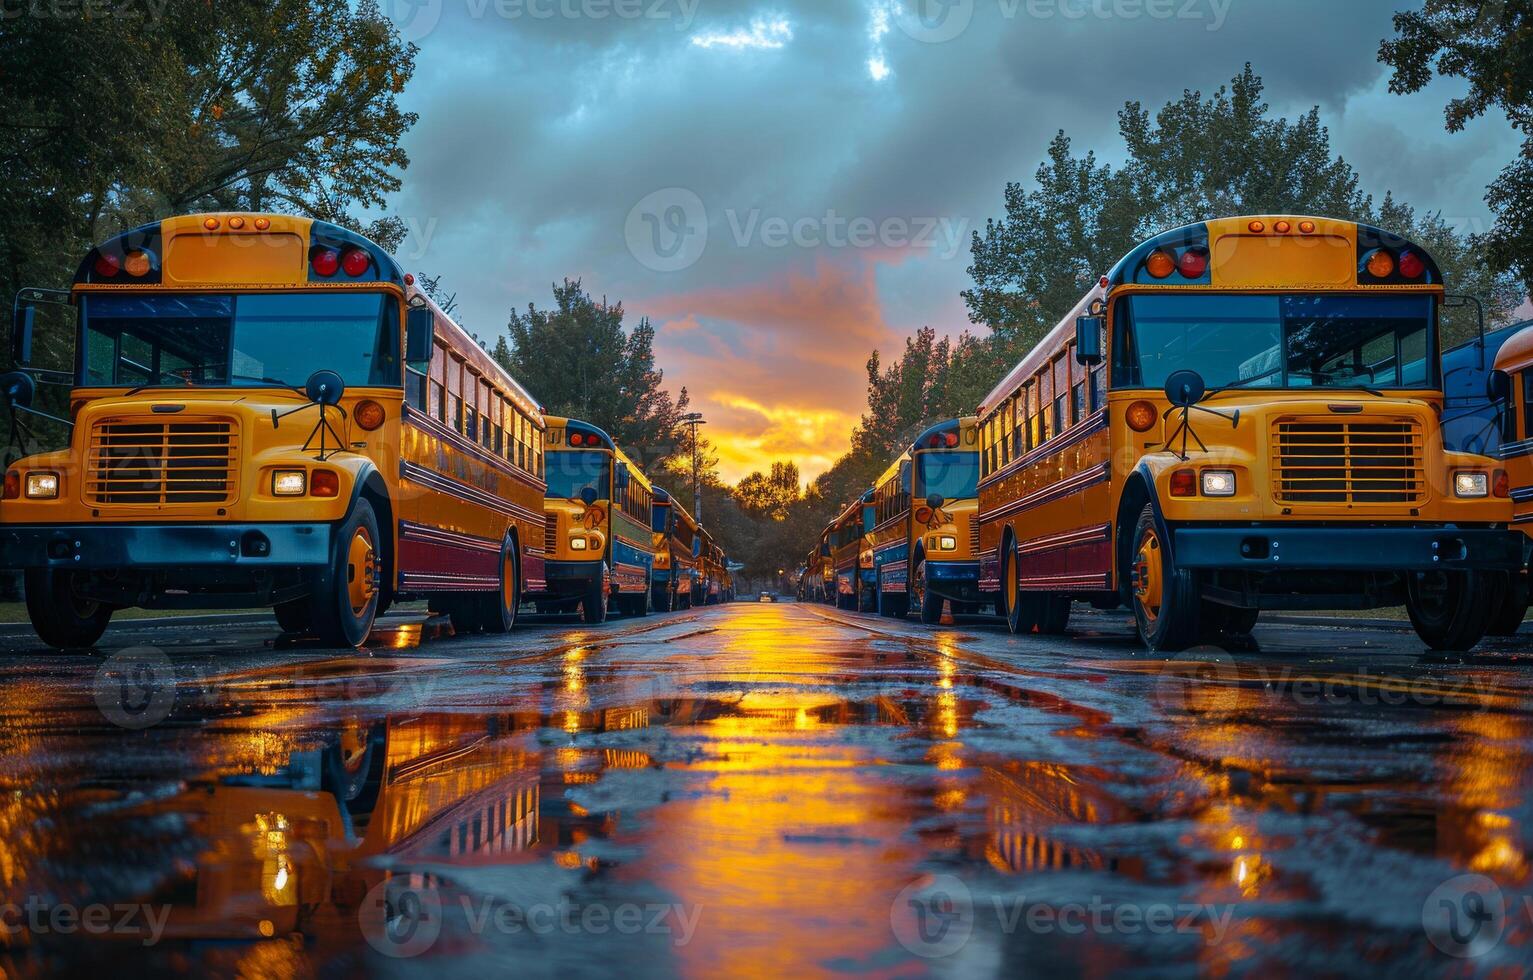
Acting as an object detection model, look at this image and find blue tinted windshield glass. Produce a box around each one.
[1114,294,1435,390]
[81,292,400,388]
[918,453,979,500]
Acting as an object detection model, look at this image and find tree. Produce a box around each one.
[500,279,690,472]
[1380,0,1533,295]
[965,65,1523,353]
[0,0,418,338]
[737,462,802,523]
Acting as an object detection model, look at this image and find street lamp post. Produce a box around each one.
[682,412,706,524]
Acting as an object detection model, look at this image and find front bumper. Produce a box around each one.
[544,559,605,590]
[0,522,332,570]
[1172,524,1525,573]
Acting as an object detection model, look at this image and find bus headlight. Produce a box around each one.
[938,535,957,551]
[24,472,59,499]
[569,536,588,550]
[1454,471,1489,498]
[272,470,307,496]
[1201,470,1236,497]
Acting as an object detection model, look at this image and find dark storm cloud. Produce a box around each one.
[377,0,1521,480]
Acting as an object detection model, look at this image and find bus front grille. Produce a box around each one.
[88,419,238,505]
[544,517,558,555]
[1271,417,1425,505]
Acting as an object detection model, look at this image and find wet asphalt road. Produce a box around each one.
[1,601,1532,977]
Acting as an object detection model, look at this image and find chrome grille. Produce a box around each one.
[88,419,237,505]
[1271,417,1425,505]
[543,516,557,555]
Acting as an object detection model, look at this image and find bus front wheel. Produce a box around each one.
[477,536,520,633]
[1487,573,1530,637]
[24,569,112,649]
[309,500,382,649]
[1405,570,1494,651]
[1128,504,1200,652]
[582,571,608,624]
[913,558,942,625]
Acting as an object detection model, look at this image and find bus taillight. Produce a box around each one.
[341,248,371,277]
[1176,248,1208,279]
[93,253,121,278]
[311,247,340,277]
[1145,250,1175,278]
[1398,250,1425,279]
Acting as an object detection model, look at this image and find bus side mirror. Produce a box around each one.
[1075,314,1104,366]
[1488,369,1512,404]
[10,304,34,368]
[406,306,435,371]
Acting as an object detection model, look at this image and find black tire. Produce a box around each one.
[1487,573,1530,636]
[913,558,942,625]
[309,499,383,648]
[274,599,312,635]
[478,535,520,634]
[653,583,674,613]
[1127,504,1200,652]
[24,568,112,649]
[581,570,608,624]
[1406,570,1494,651]
[1001,538,1032,635]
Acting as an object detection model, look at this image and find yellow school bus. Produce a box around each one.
[976,215,1524,651]
[869,417,986,623]
[536,418,655,622]
[696,529,723,604]
[0,213,547,648]
[1491,328,1533,627]
[651,485,700,611]
[828,491,876,611]
[801,536,829,602]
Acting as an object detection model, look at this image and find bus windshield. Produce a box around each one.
[80,292,401,388]
[546,451,611,500]
[917,452,979,500]
[1114,294,1436,391]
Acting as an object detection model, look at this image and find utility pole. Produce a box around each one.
[682,412,707,524]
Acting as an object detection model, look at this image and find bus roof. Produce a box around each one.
[410,286,545,421]
[1495,323,1533,373]
[980,215,1444,414]
[545,417,654,494]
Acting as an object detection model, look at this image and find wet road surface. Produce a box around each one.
[1,601,1532,976]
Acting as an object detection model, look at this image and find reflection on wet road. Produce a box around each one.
[1,603,1531,975]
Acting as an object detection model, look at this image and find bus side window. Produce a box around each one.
[1038,366,1053,444]
[447,356,463,433]
[463,371,479,442]
[999,401,1012,467]
[1070,344,1086,423]
[479,380,493,449]
[1052,355,1069,432]
[429,342,447,421]
[1523,369,1533,439]
[1090,363,1105,413]
[518,412,529,470]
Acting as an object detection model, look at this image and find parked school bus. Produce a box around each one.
[0,214,547,648]
[536,418,655,622]
[868,417,987,623]
[801,535,829,602]
[1441,320,1533,632]
[651,486,700,611]
[975,215,1524,651]
[829,491,876,611]
[1490,328,1533,628]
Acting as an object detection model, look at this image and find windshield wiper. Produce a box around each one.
[1204,366,1283,399]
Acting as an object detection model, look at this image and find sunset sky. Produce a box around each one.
[381,0,1522,485]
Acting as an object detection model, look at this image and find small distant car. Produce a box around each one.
[758,592,776,603]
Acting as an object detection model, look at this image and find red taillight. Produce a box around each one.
[1494,469,1510,499]
[944,432,959,448]
[311,248,339,277]
[1169,469,1196,497]
[3,470,18,500]
[93,253,120,278]
[1398,250,1425,279]
[340,247,370,277]
[1177,248,1208,279]
[311,470,340,498]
